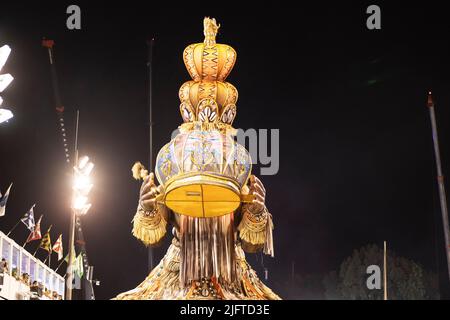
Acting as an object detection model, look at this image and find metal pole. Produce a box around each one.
[6,220,21,237]
[148,38,154,172]
[383,241,387,300]
[427,92,450,282]
[66,210,76,300]
[147,38,155,272]
[42,39,70,164]
[291,261,295,282]
[75,216,96,300]
[66,110,79,300]
[55,258,65,273]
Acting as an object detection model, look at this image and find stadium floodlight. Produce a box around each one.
[0,45,11,71]
[0,108,13,123]
[0,44,14,124]
[0,85,14,124]
[0,73,13,93]
[72,155,94,215]
[67,154,94,300]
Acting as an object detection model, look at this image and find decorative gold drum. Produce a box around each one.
[155,128,252,218]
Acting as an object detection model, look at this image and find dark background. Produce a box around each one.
[1,1,450,299]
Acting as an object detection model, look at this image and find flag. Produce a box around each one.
[64,245,76,264]
[0,183,12,217]
[68,250,84,279]
[74,253,84,278]
[20,204,36,231]
[52,234,63,261]
[26,215,42,243]
[73,271,82,290]
[63,245,76,290]
[39,226,52,252]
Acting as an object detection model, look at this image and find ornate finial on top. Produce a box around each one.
[203,17,220,46]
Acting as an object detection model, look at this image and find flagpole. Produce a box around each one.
[147,37,155,272]
[66,110,79,301]
[33,245,40,257]
[427,92,450,283]
[55,259,65,273]
[383,241,388,300]
[6,220,21,237]
[44,251,51,267]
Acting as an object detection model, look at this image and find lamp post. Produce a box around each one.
[66,154,94,299]
[66,112,94,300]
[0,44,14,123]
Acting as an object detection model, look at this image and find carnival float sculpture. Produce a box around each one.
[115,18,280,300]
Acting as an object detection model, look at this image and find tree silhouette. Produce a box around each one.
[324,244,436,300]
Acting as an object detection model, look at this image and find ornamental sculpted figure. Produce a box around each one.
[115,18,280,300]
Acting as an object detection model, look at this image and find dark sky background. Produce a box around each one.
[1,2,450,299]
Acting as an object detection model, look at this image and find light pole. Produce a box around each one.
[66,154,94,299]
[427,92,450,283]
[0,44,14,124]
[66,112,94,300]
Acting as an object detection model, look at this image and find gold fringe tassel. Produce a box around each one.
[238,208,274,257]
[132,210,167,246]
[238,223,266,247]
[263,213,274,257]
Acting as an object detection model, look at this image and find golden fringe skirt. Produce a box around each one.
[114,239,281,300]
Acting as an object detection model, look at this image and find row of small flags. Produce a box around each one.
[1,183,83,277]
[16,201,63,260]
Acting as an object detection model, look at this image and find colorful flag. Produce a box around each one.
[0,183,12,217]
[52,234,63,261]
[26,215,43,243]
[74,253,84,278]
[66,249,84,279]
[39,226,52,252]
[20,204,36,231]
[64,245,76,264]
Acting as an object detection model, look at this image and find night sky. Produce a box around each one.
[1,2,450,299]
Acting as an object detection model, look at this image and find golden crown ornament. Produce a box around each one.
[134,18,253,218]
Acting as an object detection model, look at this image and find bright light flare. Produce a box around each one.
[82,162,94,175]
[72,155,94,215]
[79,203,92,215]
[0,45,11,71]
[77,156,94,175]
[79,156,89,169]
[0,108,13,124]
[73,174,92,192]
[72,195,91,215]
[73,195,88,210]
[0,73,13,92]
